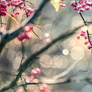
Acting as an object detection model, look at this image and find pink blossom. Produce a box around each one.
[71,0,92,12]
[88,45,92,49]
[24,24,34,32]
[60,3,66,8]
[80,31,86,36]
[45,38,51,44]
[84,41,89,45]
[15,88,23,92]
[84,36,88,39]
[40,84,50,92]
[15,12,20,15]
[12,0,24,6]
[25,8,34,17]
[0,0,7,16]
[31,68,41,76]
[76,36,80,40]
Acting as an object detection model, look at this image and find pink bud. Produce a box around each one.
[84,41,89,45]
[84,36,88,39]
[71,1,77,7]
[85,6,91,10]
[39,37,43,41]
[15,12,20,15]
[25,32,32,39]
[88,45,92,49]
[77,5,82,10]
[60,3,66,8]
[82,3,86,7]
[24,24,34,32]
[80,31,86,36]
[76,36,80,39]
[45,38,51,44]
[16,88,23,92]
[24,26,30,32]
[81,31,86,34]
[19,6,24,10]
[61,0,64,2]
[28,24,34,30]
[11,13,15,17]
[31,68,41,76]
[90,40,92,43]
[17,32,25,41]
[29,75,34,82]
[79,8,85,12]
[7,3,11,6]
[26,76,34,82]
[86,1,92,6]
[73,7,78,10]
[35,68,41,75]
[40,84,50,92]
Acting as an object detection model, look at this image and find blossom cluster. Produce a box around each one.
[0,0,7,16]
[76,26,92,53]
[0,0,34,17]
[71,0,92,12]
[17,24,34,41]
[16,68,50,92]
[60,0,66,8]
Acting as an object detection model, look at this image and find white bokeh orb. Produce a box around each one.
[62,49,69,55]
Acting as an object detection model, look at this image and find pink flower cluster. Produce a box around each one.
[16,68,50,92]
[40,84,50,92]
[8,0,34,17]
[7,0,24,6]
[17,24,34,41]
[0,0,34,17]
[20,7,35,17]
[30,68,50,92]
[25,68,41,83]
[31,68,41,76]
[0,0,7,16]
[60,0,66,8]
[76,26,92,52]
[71,0,92,12]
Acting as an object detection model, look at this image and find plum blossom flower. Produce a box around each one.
[11,0,24,6]
[71,0,92,12]
[17,24,34,41]
[0,0,7,16]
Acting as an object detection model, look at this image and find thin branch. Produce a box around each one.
[79,13,92,46]
[15,78,71,88]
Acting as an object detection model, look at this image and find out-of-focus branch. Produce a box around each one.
[0,0,92,91]
[0,22,92,91]
[0,24,89,92]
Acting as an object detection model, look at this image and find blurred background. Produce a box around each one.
[0,0,92,92]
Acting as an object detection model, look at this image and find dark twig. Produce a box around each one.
[18,42,25,70]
